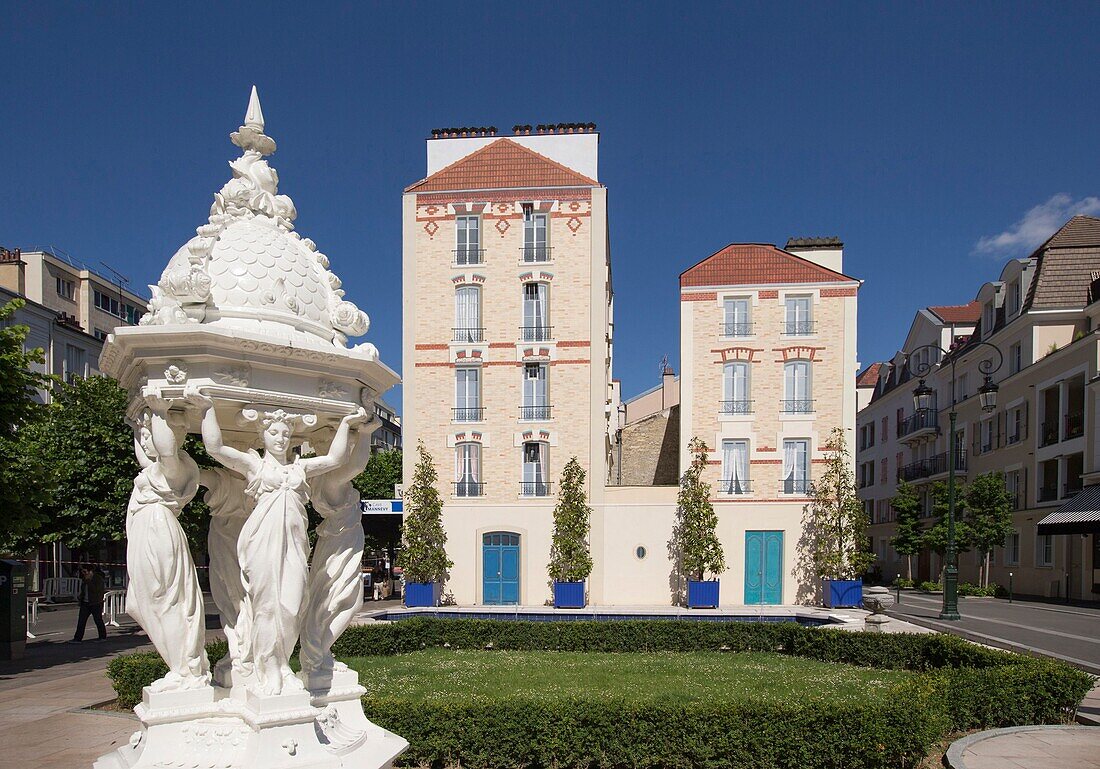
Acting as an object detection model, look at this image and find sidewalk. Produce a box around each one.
[945,726,1100,769]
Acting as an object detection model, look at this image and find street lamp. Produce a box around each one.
[906,341,1003,620]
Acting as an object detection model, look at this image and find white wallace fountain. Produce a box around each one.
[95,87,406,769]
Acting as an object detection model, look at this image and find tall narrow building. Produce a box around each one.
[402,125,614,606]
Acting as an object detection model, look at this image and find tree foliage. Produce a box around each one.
[802,428,873,580]
[964,472,1014,588]
[353,449,402,499]
[548,457,593,583]
[889,480,924,580]
[674,437,725,581]
[397,441,452,583]
[921,481,973,559]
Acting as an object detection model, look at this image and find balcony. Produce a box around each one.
[897,408,938,441]
[1065,412,1084,440]
[720,399,753,415]
[453,407,484,423]
[780,478,811,495]
[781,399,815,414]
[1040,419,1059,447]
[718,479,752,495]
[720,322,753,337]
[1037,486,1059,503]
[1064,482,1083,499]
[898,451,968,483]
[519,325,553,342]
[520,481,553,497]
[783,320,816,336]
[453,248,484,266]
[520,245,553,263]
[453,327,485,343]
[453,481,484,498]
[519,405,553,421]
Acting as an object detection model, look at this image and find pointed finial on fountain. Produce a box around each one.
[230,85,276,156]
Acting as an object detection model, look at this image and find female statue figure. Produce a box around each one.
[299,422,373,690]
[187,387,367,695]
[127,395,209,692]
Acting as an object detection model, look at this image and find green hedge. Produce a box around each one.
[107,620,1093,768]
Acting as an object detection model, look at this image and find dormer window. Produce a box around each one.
[1007,280,1021,316]
[983,302,994,335]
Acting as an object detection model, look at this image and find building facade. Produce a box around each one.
[371,399,402,454]
[678,239,861,605]
[858,216,1100,601]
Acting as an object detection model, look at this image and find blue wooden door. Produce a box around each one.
[483,532,520,605]
[745,531,783,604]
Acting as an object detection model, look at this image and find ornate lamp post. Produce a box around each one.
[906,341,1002,620]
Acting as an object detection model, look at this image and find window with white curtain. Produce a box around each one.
[782,439,809,494]
[455,442,481,496]
[722,298,750,336]
[454,286,481,342]
[721,362,750,413]
[721,440,750,494]
[521,442,548,495]
[784,295,812,335]
[455,216,481,264]
[521,363,549,420]
[454,367,481,422]
[522,283,549,340]
[522,210,549,262]
[783,361,812,412]
[64,344,86,383]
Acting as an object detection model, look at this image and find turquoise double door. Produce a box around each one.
[744,530,784,605]
[482,532,520,605]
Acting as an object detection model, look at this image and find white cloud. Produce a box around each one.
[973,194,1100,257]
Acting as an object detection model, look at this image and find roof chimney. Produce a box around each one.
[784,236,844,274]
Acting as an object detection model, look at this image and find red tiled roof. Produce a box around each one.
[856,363,882,387]
[679,244,857,288]
[405,138,598,193]
[926,301,981,324]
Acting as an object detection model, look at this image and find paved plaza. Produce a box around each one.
[946,726,1100,769]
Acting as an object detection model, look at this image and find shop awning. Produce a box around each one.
[1037,486,1100,535]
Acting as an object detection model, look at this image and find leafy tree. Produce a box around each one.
[674,437,725,583]
[353,449,402,499]
[965,472,1014,588]
[921,481,973,576]
[548,457,593,584]
[802,428,874,580]
[889,480,924,581]
[396,441,452,584]
[0,299,52,548]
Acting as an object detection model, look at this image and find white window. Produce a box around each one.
[454,368,481,422]
[1007,407,1023,444]
[983,302,994,334]
[722,298,750,336]
[1005,469,1021,509]
[957,373,969,400]
[93,328,109,341]
[721,440,750,494]
[981,419,994,453]
[1008,280,1021,316]
[521,442,548,495]
[1036,533,1054,567]
[1005,530,1020,566]
[455,216,481,264]
[455,442,481,497]
[783,361,812,412]
[64,344,86,383]
[55,276,75,301]
[522,283,549,340]
[454,286,481,342]
[784,295,812,335]
[782,439,809,494]
[1009,342,1022,374]
[521,363,549,419]
[721,362,750,414]
[522,208,549,262]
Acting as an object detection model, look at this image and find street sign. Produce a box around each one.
[359,500,403,515]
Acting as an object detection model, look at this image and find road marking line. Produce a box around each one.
[900,591,1100,619]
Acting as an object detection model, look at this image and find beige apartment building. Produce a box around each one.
[859,215,1100,601]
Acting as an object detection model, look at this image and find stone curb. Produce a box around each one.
[944,725,1094,769]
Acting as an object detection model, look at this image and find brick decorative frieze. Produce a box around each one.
[758,290,779,299]
[711,346,763,363]
[820,287,857,297]
[773,346,824,362]
[681,292,718,302]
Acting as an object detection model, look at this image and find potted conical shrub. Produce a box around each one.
[548,457,593,608]
[676,438,726,608]
[398,441,452,607]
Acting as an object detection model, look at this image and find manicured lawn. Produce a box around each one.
[344,648,912,705]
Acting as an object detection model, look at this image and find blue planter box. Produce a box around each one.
[687,579,720,608]
[404,581,441,608]
[553,581,586,608]
[824,578,863,608]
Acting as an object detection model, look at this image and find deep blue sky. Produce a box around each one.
[3,3,1099,408]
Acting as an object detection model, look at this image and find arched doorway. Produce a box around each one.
[482,532,520,605]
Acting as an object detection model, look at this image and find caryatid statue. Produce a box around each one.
[188,386,368,695]
[299,420,375,690]
[126,392,209,692]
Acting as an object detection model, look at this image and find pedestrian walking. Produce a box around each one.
[71,564,107,642]
[373,566,386,601]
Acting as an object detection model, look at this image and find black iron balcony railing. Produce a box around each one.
[453,248,485,266]
[783,320,816,335]
[1065,411,1084,440]
[453,327,485,342]
[1063,482,1083,499]
[453,481,484,497]
[781,399,815,414]
[519,325,553,342]
[718,479,752,494]
[519,405,553,421]
[720,399,753,415]
[453,407,484,422]
[1037,486,1059,503]
[721,322,753,337]
[898,408,938,438]
[1040,419,1059,447]
[520,245,553,263]
[780,478,811,495]
[897,450,968,483]
[520,481,552,497]
[1006,432,1021,445]
[981,440,993,454]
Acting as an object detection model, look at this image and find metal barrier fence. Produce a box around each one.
[26,595,39,639]
[103,589,127,628]
[43,576,81,602]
